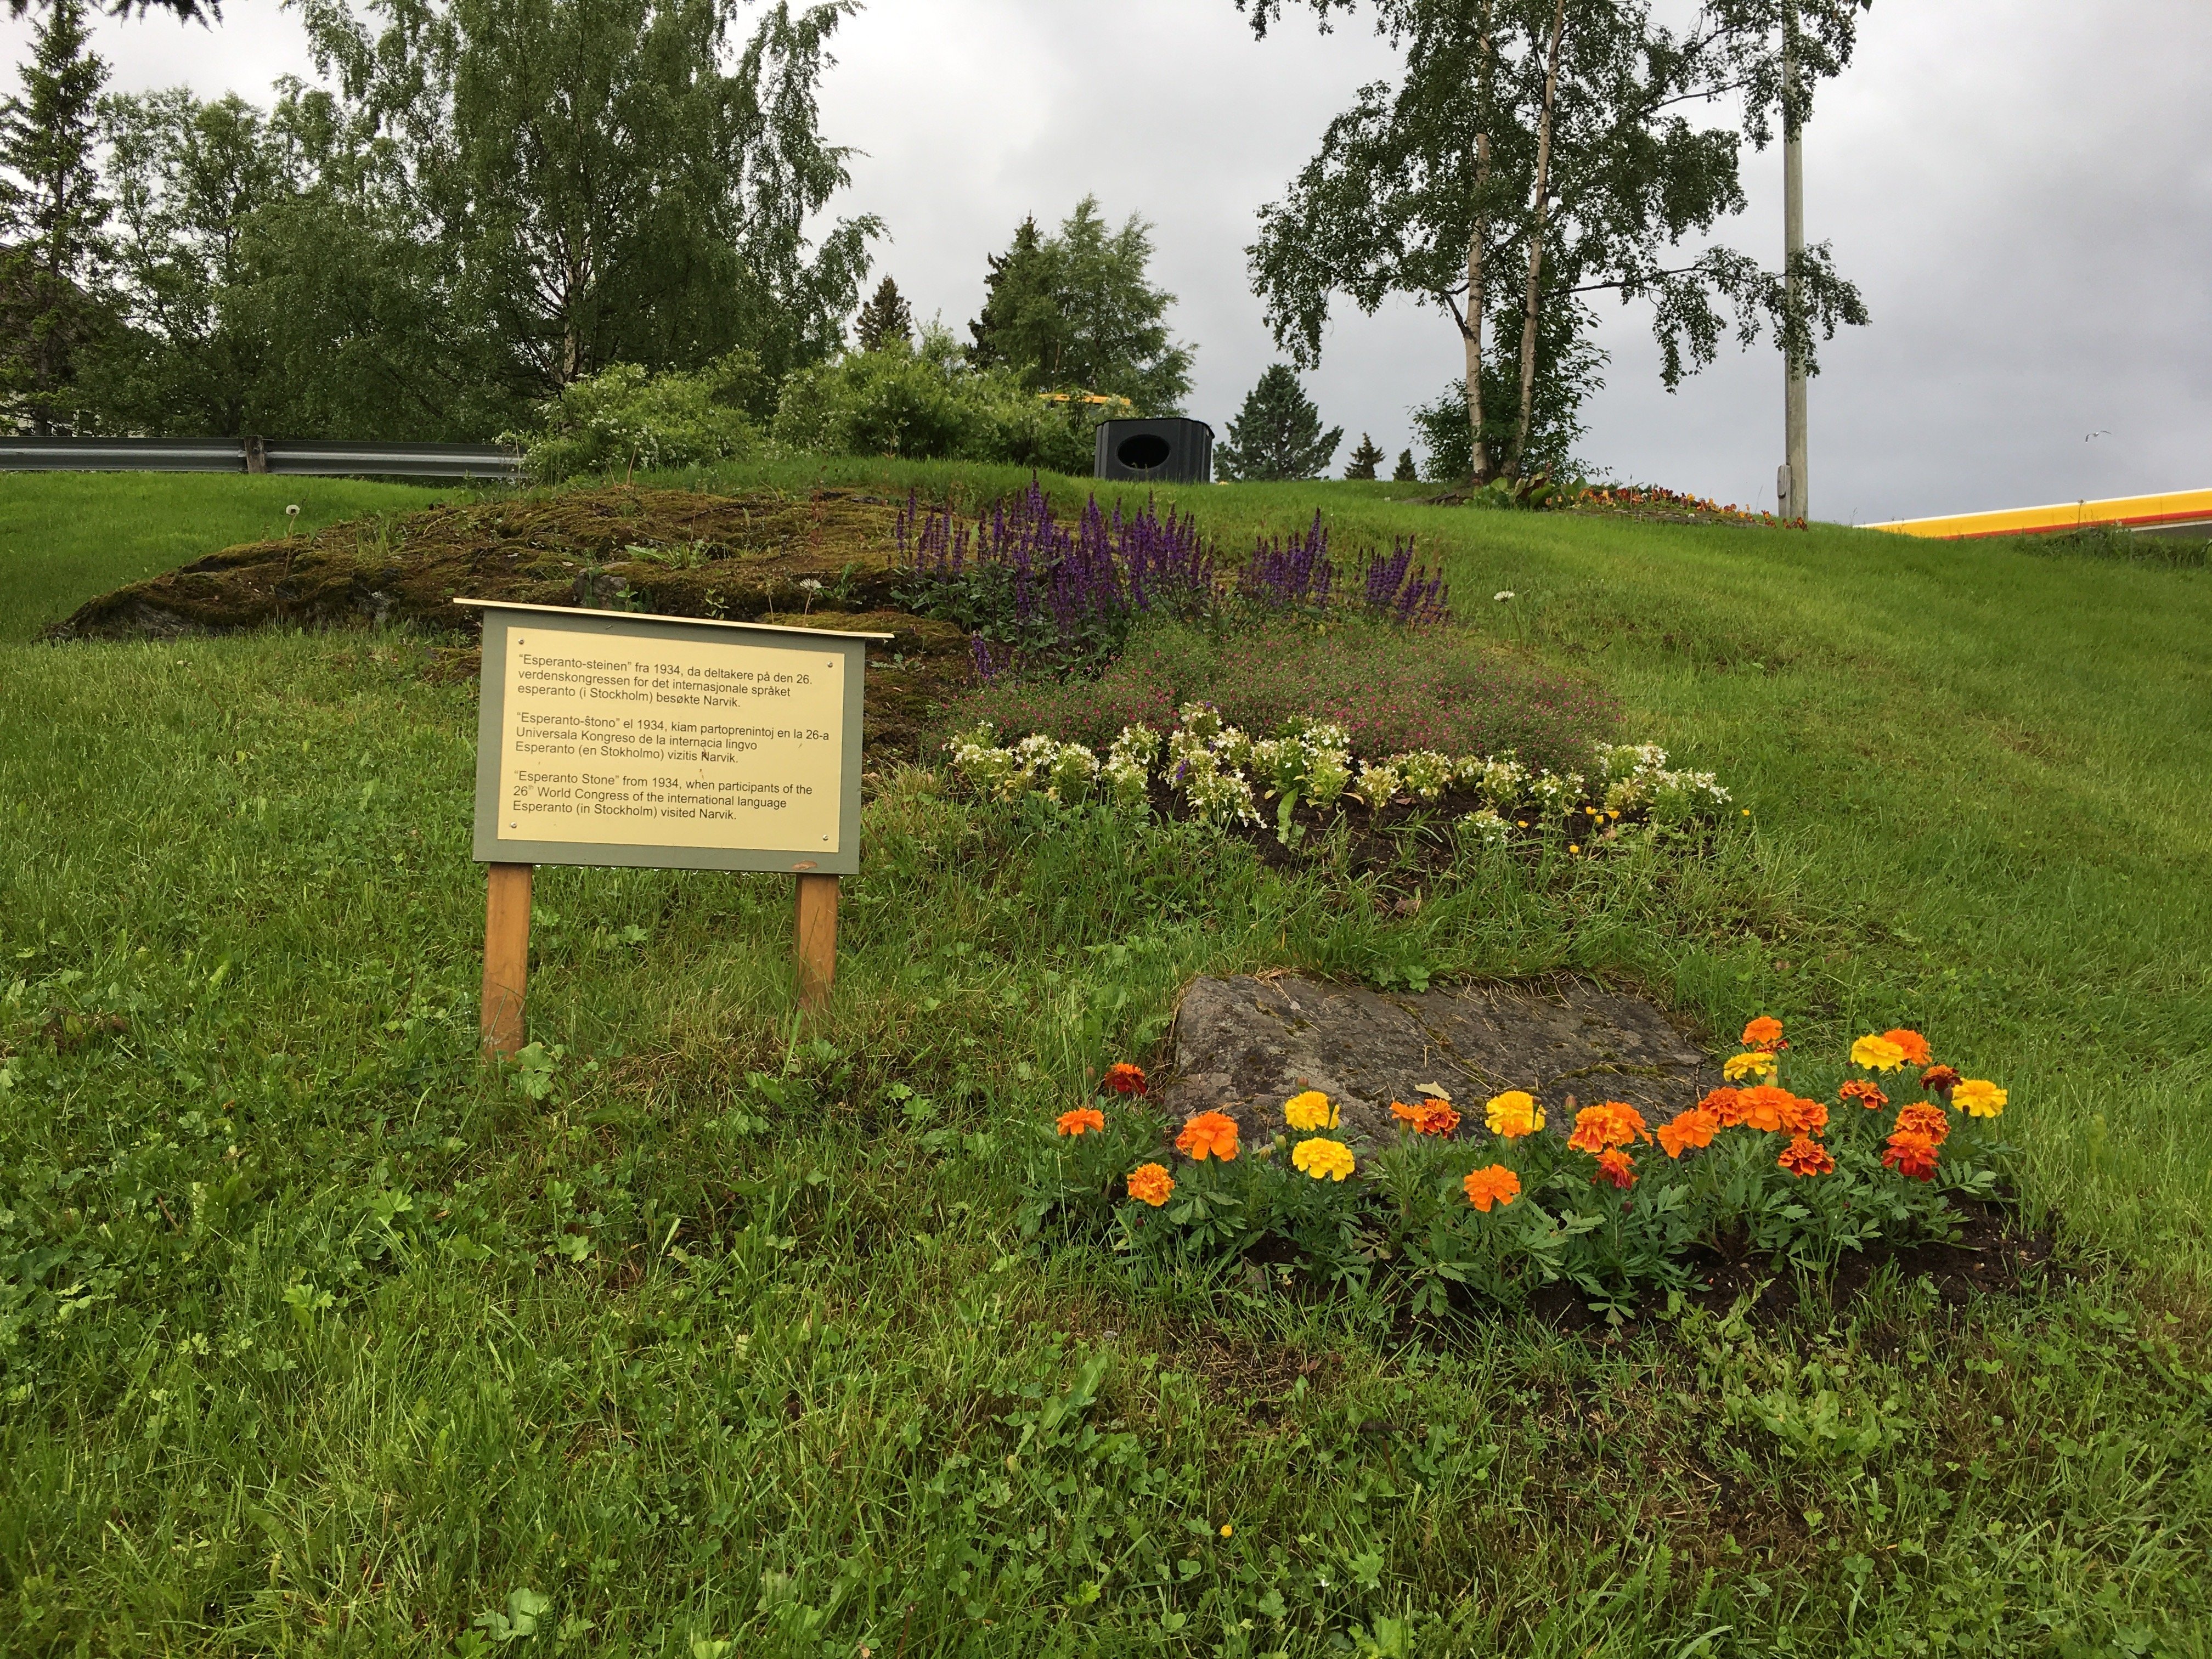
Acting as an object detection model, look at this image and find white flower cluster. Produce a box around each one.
[945,714,1735,840]
[1593,741,1731,825]
[944,726,1101,805]
[1165,704,1261,825]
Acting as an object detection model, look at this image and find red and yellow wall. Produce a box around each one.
[1866,488,2212,540]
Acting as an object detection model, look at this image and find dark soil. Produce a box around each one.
[44,484,979,766]
[1527,1200,2061,1336]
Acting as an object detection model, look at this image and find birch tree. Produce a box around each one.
[1237,0,1871,481]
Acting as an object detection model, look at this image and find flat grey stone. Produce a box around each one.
[1158,973,1719,1151]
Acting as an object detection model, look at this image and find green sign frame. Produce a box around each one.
[462,600,888,876]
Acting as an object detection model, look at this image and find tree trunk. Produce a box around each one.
[1463,1,1497,485]
[1506,0,1568,481]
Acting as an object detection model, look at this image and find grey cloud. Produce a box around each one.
[15,0,2207,522]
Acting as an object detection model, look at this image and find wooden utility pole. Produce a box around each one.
[1779,10,1810,523]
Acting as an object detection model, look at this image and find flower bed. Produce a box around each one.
[947,702,1733,850]
[951,617,1618,775]
[1022,1022,2015,1313]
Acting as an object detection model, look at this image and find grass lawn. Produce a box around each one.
[0,473,470,643]
[2,462,2208,1654]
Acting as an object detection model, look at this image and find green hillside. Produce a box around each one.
[2,463,2207,1654]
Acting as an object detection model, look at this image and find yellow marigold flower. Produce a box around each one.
[1127,1163,1174,1207]
[1220,1523,1234,1538]
[1723,1050,1778,1083]
[1291,1137,1356,1181]
[1852,1034,1909,1072]
[1283,1090,1339,1131]
[1954,1078,2007,1118]
[1485,1090,1544,1138]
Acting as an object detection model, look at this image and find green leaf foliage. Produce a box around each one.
[772,323,1097,471]
[510,353,765,483]
[967,195,1194,414]
[68,0,878,440]
[1238,0,1871,478]
[0,0,112,433]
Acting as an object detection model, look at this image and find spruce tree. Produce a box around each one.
[1344,432,1384,480]
[1214,363,1341,482]
[854,274,913,353]
[0,0,110,432]
[967,216,1051,370]
[1392,448,1418,482]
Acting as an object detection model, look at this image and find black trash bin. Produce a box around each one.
[1095,418,1214,485]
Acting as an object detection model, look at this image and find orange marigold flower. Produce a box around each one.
[1882,1131,1940,1181]
[1593,1148,1637,1189]
[1101,1063,1148,1096]
[1056,1107,1105,1138]
[1462,1164,1522,1211]
[1391,1098,1461,1137]
[1657,1107,1720,1159]
[1175,1110,1241,1163]
[1127,1163,1175,1206]
[1954,1079,2006,1119]
[1741,1015,1787,1051]
[1700,1086,1746,1126]
[1778,1094,1829,1136]
[1567,1101,1650,1154]
[1839,1079,1889,1110]
[1777,1135,1836,1177]
[1894,1102,1951,1146]
[1882,1029,1933,1066]
[1734,1085,1796,1133]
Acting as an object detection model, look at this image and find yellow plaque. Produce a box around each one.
[498,622,843,851]
[465,601,887,874]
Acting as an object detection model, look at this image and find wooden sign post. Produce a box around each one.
[462,600,886,1056]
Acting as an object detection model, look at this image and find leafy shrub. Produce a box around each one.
[510,352,767,482]
[1025,1022,2016,1313]
[771,325,1099,471]
[953,619,1615,776]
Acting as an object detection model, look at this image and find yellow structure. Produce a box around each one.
[1866,488,2212,540]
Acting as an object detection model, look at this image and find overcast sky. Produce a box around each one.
[7,0,2208,523]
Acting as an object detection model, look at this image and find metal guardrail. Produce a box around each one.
[0,435,523,482]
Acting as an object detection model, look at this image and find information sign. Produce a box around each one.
[459,600,890,1047]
